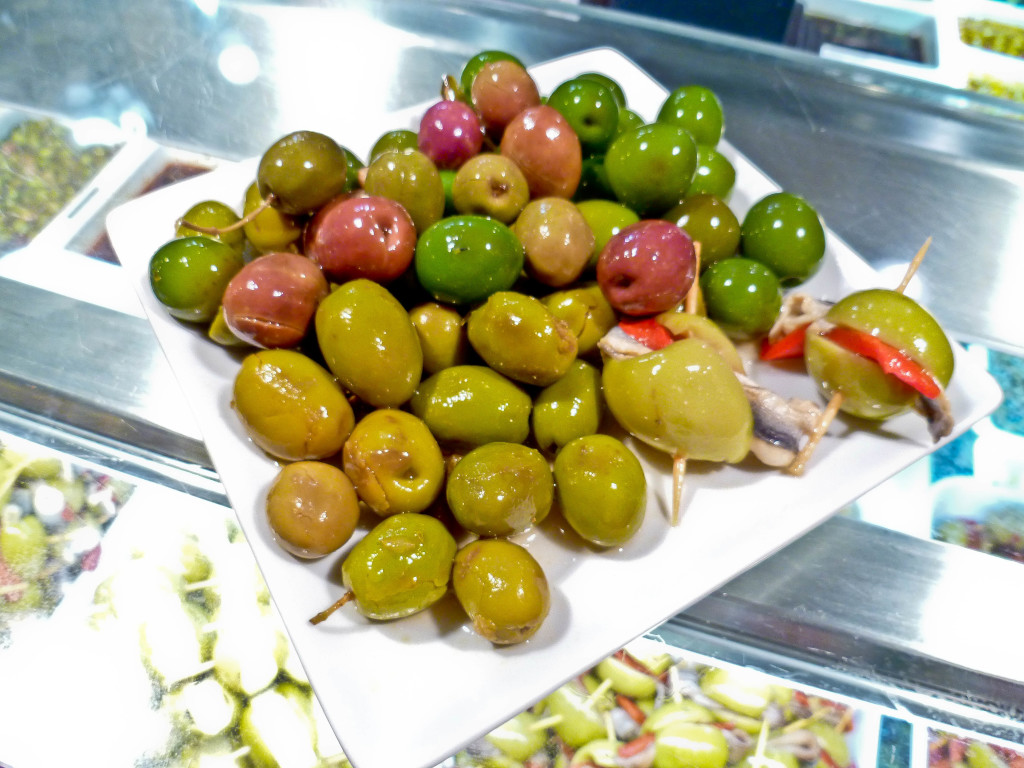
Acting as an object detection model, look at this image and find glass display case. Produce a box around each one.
[1,2,1023,767]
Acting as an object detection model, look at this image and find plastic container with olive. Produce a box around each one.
[144,49,957,646]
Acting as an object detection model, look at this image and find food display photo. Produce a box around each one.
[106,47,1002,768]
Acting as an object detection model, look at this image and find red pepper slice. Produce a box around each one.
[618,732,656,758]
[760,324,808,360]
[616,693,647,726]
[618,317,674,350]
[824,325,941,399]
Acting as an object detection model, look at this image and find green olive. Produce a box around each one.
[485,711,548,762]
[554,434,646,547]
[642,700,716,733]
[804,288,954,420]
[663,193,740,269]
[257,130,348,215]
[700,257,782,339]
[176,200,246,252]
[410,365,532,448]
[232,349,354,461]
[652,722,729,768]
[452,538,550,645]
[447,442,553,536]
[467,291,578,387]
[149,236,244,323]
[242,181,303,254]
[532,358,604,453]
[545,680,610,748]
[699,666,772,719]
[342,409,444,516]
[341,513,457,620]
[315,279,423,408]
[543,282,618,356]
[408,302,470,374]
[595,654,658,699]
[265,460,359,558]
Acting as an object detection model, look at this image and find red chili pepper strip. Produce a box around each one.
[824,326,940,398]
[618,318,674,350]
[760,324,808,360]
[818,748,842,768]
[616,693,647,726]
[618,732,656,758]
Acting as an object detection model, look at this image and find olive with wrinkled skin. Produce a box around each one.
[316,279,423,407]
[341,513,457,621]
[447,442,553,536]
[554,434,646,547]
[265,461,359,558]
[257,130,348,215]
[408,302,470,374]
[452,538,550,645]
[532,359,604,453]
[467,291,578,387]
[410,365,532,448]
[342,409,445,516]
[222,252,328,348]
[232,349,354,461]
[543,282,618,356]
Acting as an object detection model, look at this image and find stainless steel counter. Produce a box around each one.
[2,0,1024,759]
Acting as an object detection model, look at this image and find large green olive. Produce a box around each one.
[651,722,729,768]
[410,365,532,448]
[408,302,470,374]
[363,149,444,233]
[484,711,548,762]
[543,282,618,356]
[242,181,303,254]
[602,339,753,463]
[641,700,716,733]
[341,513,457,621]
[149,236,244,323]
[452,538,550,645]
[176,200,246,252]
[447,442,553,536]
[804,288,954,420]
[257,130,348,215]
[554,434,646,547]
[545,680,611,748]
[315,279,423,407]
[232,349,354,461]
[265,460,359,558]
[342,409,444,516]
[699,666,772,719]
[532,358,604,453]
[467,291,578,387]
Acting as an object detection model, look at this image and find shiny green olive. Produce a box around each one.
[408,301,470,374]
[242,181,303,254]
[700,257,783,339]
[642,700,716,733]
[545,680,611,748]
[804,288,954,420]
[741,192,825,285]
[543,282,618,356]
[554,434,646,547]
[265,460,359,559]
[808,721,851,768]
[369,129,418,163]
[341,513,457,621]
[410,365,532,448]
[315,279,423,408]
[232,349,354,461]
[485,711,549,762]
[149,236,244,323]
[447,442,553,536]
[687,145,736,199]
[655,310,745,373]
[176,200,245,252]
[532,359,604,453]
[663,193,740,269]
[595,654,659,699]
[602,339,753,463]
[453,538,549,645]
[699,666,772,719]
[467,291,578,387]
[651,722,729,768]
[257,130,348,215]
[342,409,444,516]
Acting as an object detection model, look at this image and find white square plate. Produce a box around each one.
[106,47,1002,768]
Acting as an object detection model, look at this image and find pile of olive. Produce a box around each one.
[146,49,951,645]
[454,642,859,768]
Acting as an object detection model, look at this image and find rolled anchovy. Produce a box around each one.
[916,389,955,442]
[767,729,822,761]
[737,373,823,467]
[768,293,833,342]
